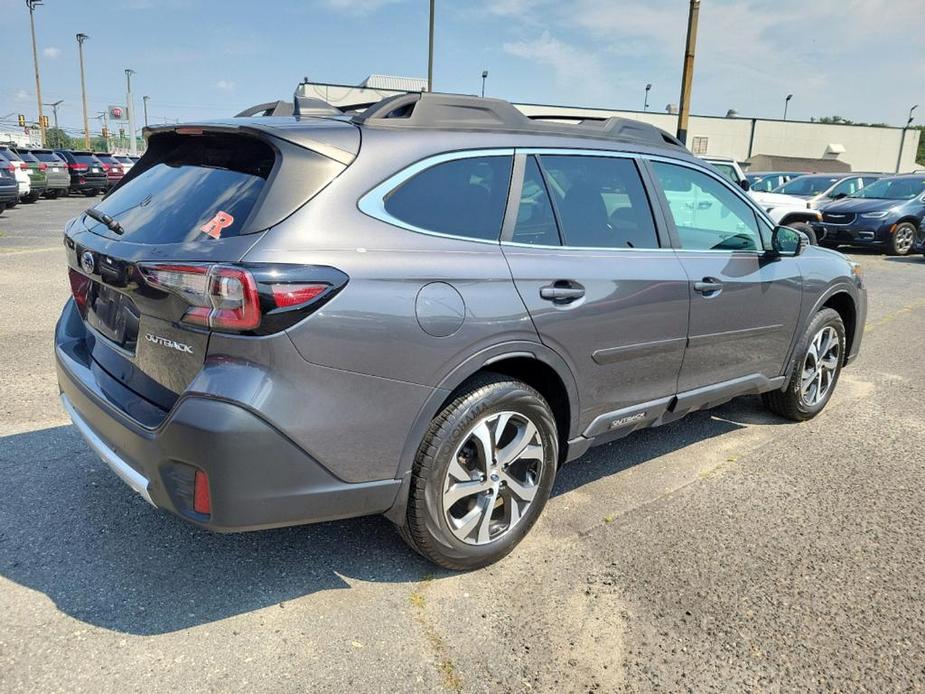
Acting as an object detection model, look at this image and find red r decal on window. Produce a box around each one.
[200,211,234,239]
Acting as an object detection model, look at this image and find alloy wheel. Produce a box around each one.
[894,225,915,254]
[801,326,840,407]
[442,411,545,545]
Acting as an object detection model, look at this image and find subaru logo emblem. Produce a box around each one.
[80,251,95,274]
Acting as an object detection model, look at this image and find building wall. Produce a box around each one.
[298,82,922,173]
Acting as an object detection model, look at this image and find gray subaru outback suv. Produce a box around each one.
[56,93,866,569]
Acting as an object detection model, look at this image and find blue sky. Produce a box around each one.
[1,0,922,136]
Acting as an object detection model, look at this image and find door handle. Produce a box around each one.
[540,282,585,303]
[693,277,723,295]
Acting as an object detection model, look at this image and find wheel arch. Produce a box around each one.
[820,291,857,363]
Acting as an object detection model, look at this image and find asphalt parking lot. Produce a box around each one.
[1,195,924,693]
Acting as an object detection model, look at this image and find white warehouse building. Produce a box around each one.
[294,76,921,174]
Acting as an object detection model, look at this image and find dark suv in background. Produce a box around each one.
[816,174,925,255]
[54,150,108,196]
[56,93,867,569]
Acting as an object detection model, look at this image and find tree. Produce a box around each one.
[45,127,72,149]
[916,126,925,166]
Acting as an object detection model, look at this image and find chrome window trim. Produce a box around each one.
[357,148,515,245]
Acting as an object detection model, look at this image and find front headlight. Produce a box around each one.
[860,210,890,219]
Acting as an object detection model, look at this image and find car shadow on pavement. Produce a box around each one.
[0,395,784,636]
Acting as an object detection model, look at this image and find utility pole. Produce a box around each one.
[125,69,137,155]
[142,95,150,127]
[675,0,700,145]
[896,104,918,173]
[481,70,488,98]
[77,33,91,150]
[783,94,793,120]
[96,110,110,151]
[426,0,435,92]
[44,99,62,128]
[26,0,46,147]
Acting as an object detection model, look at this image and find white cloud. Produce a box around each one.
[42,47,61,59]
[14,89,29,102]
[215,80,236,92]
[503,31,617,102]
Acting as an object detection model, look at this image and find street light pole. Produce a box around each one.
[44,99,62,129]
[77,33,91,150]
[142,95,150,127]
[644,83,652,111]
[426,0,435,92]
[481,70,488,98]
[896,104,918,173]
[26,0,46,147]
[125,69,137,155]
[676,0,700,145]
[783,93,793,120]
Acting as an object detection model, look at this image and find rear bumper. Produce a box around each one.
[69,177,107,192]
[55,304,402,531]
[0,186,18,204]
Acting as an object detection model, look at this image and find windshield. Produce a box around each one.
[849,177,925,200]
[774,175,840,196]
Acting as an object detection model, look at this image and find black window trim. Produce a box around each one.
[500,147,673,252]
[642,154,777,253]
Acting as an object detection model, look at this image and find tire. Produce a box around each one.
[43,190,58,200]
[0,203,5,215]
[83,190,96,197]
[763,308,845,421]
[789,222,818,246]
[400,373,559,570]
[23,193,39,203]
[887,222,916,256]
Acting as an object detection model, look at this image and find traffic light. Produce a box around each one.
[40,115,49,129]
[17,114,26,127]
[101,127,109,139]
[119,128,125,138]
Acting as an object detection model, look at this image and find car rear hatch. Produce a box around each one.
[63,119,358,420]
[68,152,108,185]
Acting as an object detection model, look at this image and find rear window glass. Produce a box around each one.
[74,153,101,164]
[2,149,23,161]
[19,152,39,163]
[384,155,512,241]
[33,151,63,163]
[84,134,275,243]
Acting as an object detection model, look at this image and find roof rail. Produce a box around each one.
[351,92,685,149]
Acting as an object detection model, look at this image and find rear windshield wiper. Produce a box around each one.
[84,207,124,235]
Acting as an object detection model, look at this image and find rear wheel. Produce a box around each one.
[887,222,916,256]
[400,374,559,570]
[763,308,845,421]
[23,193,39,203]
[83,190,96,197]
[0,203,6,214]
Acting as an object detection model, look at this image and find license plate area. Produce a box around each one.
[86,281,140,353]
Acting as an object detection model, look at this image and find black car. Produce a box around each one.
[53,150,108,196]
[814,175,925,255]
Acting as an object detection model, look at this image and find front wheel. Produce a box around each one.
[399,374,559,570]
[887,222,916,256]
[763,308,845,421]
[789,222,818,246]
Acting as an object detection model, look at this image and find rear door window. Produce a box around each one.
[511,156,560,246]
[384,155,513,241]
[538,154,660,249]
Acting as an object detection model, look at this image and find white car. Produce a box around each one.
[114,155,135,174]
[703,156,822,242]
[0,146,31,202]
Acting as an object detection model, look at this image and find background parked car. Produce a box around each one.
[703,156,751,191]
[813,174,925,255]
[747,171,803,192]
[0,156,19,213]
[22,149,70,199]
[114,154,135,174]
[54,150,108,197]
[12,149,49,203]
[0,146,31,203]
[95,153,126,190]
[772,173,882,209]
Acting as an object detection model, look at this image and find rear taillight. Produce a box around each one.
[68,163,88,171]
[101,163,111,172]
[193,470,211,515]
[68,268,91,315]
[39,162,47,171]
[137,262,349,335]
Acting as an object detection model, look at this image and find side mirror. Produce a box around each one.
[739,178,751,192]
[831,192,847,199]
[770,225,808,256]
